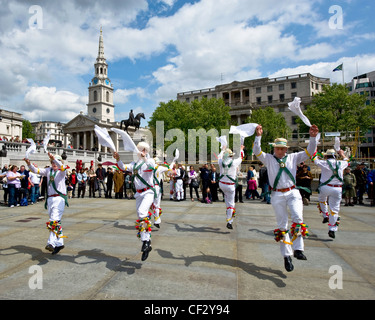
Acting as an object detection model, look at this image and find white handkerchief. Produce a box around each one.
[173,149,180,163]
[25,138,36,159]
[43,131,51,153]
[334,137,340,152]
[95,125,116,152]
[288,97,312,127]
[111,128,137,153]
[216,136,228,150]
[229,123,258,138]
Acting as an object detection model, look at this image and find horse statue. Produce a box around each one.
[120,112,145,133]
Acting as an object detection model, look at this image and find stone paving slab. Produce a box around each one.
[0,192,375,301]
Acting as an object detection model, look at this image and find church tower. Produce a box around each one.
[87,27,115,124]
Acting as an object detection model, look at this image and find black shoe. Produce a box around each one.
[294,250,307,260]
[51,245,64,255]
[322,217,329,224]
[141,241,152,261]
[45,244,54,252]
[328,230,335,239]
[154,223,160,229]
[284,256,294,272]
[226,223,233,229]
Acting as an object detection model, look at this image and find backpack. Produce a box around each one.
[20,197,28,206]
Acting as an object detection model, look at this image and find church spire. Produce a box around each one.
[97,26,105,61]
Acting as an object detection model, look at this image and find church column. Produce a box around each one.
[83,132,87,150]
[90,131,94,151]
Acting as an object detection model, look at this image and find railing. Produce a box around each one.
[0,140,113,167]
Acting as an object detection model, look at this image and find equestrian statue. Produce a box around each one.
[120,109,145,133]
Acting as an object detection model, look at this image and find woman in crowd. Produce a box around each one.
[188,166,200,202]
[6,165,21,207]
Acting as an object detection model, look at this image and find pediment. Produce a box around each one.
[63,114,100,132]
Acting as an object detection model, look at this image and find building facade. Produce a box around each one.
[31,120,65,147]
[348,70,375,156]
[0,108,23,141]
[177,73,330,136]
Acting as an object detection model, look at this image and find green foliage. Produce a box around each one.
[299,83,375,136]
[244,106,290,154]
[148,98,231,151]
[22,120,35,140]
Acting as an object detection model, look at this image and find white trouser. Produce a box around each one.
[47,196,65,247]
[153,185,162,224]
[175,180,184,200]
[170,181,175,199]
[135,189,155,241]
[219,182,236,224]
[271,188,304,257]
[319,185,342,231]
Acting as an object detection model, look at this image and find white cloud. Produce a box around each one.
[114,87,148,104]
[22,86,87,122]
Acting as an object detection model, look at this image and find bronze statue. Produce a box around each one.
[120,112,145,132]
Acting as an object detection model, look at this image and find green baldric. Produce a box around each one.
[318,160,342,190]
[273,155,311,193]
[218,159,238,186]
[132,161,157,198]
[45,168,69,210]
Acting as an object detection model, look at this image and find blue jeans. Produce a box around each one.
[8,184,19,207]
[262,183,271,204]
[30,185,40,203]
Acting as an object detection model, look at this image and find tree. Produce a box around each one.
[299,83,375,137]
[148,98,231,157]
[22,120,35,140]
[244,106,290,154]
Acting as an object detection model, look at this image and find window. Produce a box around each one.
[291,82,297,89]
[106,91,109,102]
[212,94,217,98]
[292,116,298,125]
[315,83,319,90]
[279,94,285,102]
[256,97,261,105]
[186,97,190,102]
[291,92,297,99]
[94,91,98,101]
[267,85,273,92]
[256,87,261,94]
[268,95,273,103]
[279,84,284,91]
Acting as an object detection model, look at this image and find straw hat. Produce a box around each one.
[225,148,235,157]
[324,149,336,156]
[137,141,150,153]
[272,138,289,148]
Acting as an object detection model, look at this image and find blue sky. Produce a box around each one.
[0,0,374,125]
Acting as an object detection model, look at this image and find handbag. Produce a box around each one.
[191,179,199,188]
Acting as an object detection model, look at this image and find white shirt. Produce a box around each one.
[117,157,156,190]
[253,135,317,190]
[314,158,349,185]
[29,171,41,185]
[28,159,67,195]
[218,154,242,184]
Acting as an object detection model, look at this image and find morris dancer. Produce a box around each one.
[313,148,348,239]
[113,142,156,261]
[253,124,319,272]
[218,145,244,230]
[24,153,68,255]
[151,157,175,228]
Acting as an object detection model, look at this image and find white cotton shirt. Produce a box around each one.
[218,155,242,184]
[117,157,156,190]
[252,135,317,190]
[314,158,349,185]
[28,159,67,195]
